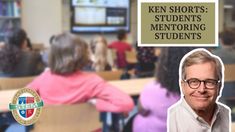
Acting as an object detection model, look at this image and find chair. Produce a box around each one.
[224,64,235,82]
[31,103,101,132]
[0,76,36,90]
[96,70,123,81]
[32,43,45,52]
[126,50,137,64]
[223,64,235,99]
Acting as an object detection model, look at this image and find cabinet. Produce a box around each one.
[0,0,21,41]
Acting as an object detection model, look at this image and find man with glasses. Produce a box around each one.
[168,48,231,132]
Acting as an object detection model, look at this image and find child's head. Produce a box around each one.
[90,35,107,54]
[49,32,89,75]
[7,28,28,49]
[117,29,127,41]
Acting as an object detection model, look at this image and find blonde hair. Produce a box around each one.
[90,35,109,71]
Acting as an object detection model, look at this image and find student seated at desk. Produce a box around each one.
[0,28,44,131]
[135,42,157,78]
[108,29,132,69]
[132,47,194,132]
[212,30,235,120]
[90,35,111,71]
[212,29,235,64]
[0,28,44,77]
[27,32,134,113]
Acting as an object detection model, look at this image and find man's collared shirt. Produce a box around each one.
[168,98,230,132]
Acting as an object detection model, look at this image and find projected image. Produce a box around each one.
[107,8,126,25]
[71,0,130,33]
[75,7,106,25]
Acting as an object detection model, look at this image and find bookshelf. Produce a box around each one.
[0,0,21,41]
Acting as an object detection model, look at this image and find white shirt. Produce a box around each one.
[168,98,230,132]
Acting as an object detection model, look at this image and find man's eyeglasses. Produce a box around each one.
[183,78,220,89]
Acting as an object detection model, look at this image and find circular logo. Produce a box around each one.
[9,88,44,126]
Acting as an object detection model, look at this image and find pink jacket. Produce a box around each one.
[27,69,134,112]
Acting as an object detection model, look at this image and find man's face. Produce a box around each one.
[181,62,220,112]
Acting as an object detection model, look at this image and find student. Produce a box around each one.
[135,42,157,78]
[27,32,134,113]
[212,30,235,119]
[90,35,111,71]
[0,28,44,131]
[168,49,230,132]
[0,28,45,77]
[132,47,194,132]
[108,29,132,69]
[212,29,235,64]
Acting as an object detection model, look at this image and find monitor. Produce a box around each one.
[70,0,130,33]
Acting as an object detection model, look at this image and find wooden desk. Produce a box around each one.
[0,78,153,112]
[232,122,235,132]
[0,89,17,112]
[95,70,123,81]
[109,77,154,95]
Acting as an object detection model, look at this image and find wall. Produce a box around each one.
[22,0,62,47]
[22,0,223,46]
[22,0,137,47]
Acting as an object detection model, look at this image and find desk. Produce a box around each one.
[0,89,17,112]
[232,122,235,132]
[0,78,153,111]
[224,64,235,82]
[109,77,154,95]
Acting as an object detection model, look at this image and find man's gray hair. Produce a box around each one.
[181,49,223,83]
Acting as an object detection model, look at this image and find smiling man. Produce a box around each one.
[168,48,231,132]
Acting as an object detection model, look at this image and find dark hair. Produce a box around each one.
[49,32,89,75]
[0,44,21,73]
[156,47,194,95]
[219,29,235,46]
[7,28,27,48]
[49,35,56,45]
[26,38,32,50]
[0,28,27,73]
[117,29,127,41]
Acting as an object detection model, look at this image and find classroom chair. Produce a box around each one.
[31,103,101,132]
[0,76,36,90]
